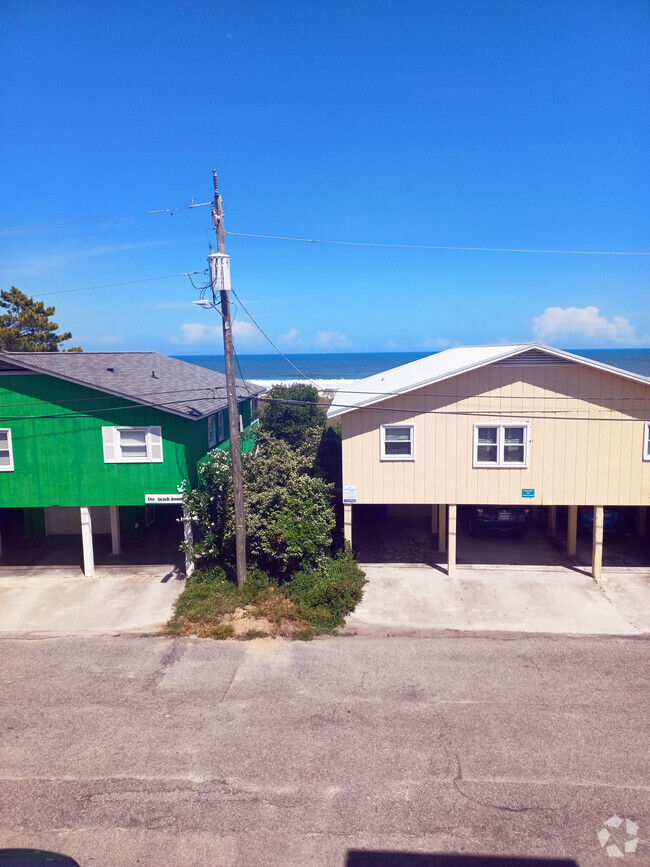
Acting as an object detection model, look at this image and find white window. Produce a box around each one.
[251,397,259,422]
[217,411,225,441]
[381,424,415,460]
[473,423,529,468]
[102,426,163,464]
[207,414,217,448]
[644,422,650,461]
[0,429,14,472]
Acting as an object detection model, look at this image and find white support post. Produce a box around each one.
[344,504,353,545]
[430,504,438,535]
[447,505,457,577]
[438,504,447,552]
[183,506,195,577]
[547,505,557,537]
[80,507,95,578]
[109,505,121,555]
[567,505,577,557]
[592,506,604,581]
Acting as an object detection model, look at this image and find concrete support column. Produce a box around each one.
[636,506,647,537]
[567,505,578,556]
[430,504,438,535]
[343,504,353,545]
[109,505,121,555]
[547,505,557,537]
[438,504,447,552]
[447,505,457,577]
[592,506,604,581]
[80,507,95,578]
[183,506,195,578]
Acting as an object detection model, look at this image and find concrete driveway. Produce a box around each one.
[0,564,185,634]
[347,562,650,634]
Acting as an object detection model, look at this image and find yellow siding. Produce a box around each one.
[341,364,650,506]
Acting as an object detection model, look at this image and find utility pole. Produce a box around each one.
[209,170,247,589]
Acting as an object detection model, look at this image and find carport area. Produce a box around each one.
[0,504,185,571]
[350,504,650,575]
[348,506,650,634]
[0,506,187,633]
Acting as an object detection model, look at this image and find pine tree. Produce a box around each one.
[0,286,81,351]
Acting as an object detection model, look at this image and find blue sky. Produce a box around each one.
[1,0,648,354]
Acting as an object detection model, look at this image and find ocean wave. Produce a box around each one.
[249,378,355,392]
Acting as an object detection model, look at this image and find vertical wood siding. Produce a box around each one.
[0,374,253,508]
[341,364,650,506]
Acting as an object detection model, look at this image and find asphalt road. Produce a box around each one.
[0,632,648,866]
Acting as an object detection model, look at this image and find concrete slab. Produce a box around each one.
[0,564,185,634]
[347,562,648,635]
[597,569,650,633]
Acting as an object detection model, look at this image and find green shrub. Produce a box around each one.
[170,565,238,625]
[287,545,367,628]
[260,383,326,448]
[239,568,274,605]
[211,624,235,639]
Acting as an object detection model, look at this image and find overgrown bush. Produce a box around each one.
[173,383,364,639]
[288,544,367,629]
[260,382,326,448]
[183,431,335,581]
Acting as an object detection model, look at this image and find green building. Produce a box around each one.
[0,351,262,575]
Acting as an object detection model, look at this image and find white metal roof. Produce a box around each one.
[327,343,650,418]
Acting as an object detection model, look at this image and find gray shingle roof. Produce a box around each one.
[0,351,263,419]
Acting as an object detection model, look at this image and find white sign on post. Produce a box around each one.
[342,485,357,503]
[145,494,184,504]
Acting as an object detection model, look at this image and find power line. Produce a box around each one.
[0,201,212,234]
[230,287,321,389]
[259,396,650,422]
[0,385,227,410]
[3,391,646,423]
[227,231,650,257]
[33,271,206,298]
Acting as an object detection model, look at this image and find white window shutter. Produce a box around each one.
[149,426,163,462]
[102,427,117,463]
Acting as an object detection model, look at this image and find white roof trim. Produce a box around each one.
[327,343,650,418]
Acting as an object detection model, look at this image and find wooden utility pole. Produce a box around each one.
[209,171,247,589]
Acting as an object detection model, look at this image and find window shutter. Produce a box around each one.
[102,427,117,463]
[149,426,163,462]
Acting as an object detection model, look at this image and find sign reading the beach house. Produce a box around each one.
[343,485,357,503]
[145,494,184,504]
[521,489,535,498]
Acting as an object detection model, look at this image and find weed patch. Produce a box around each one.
[166,548,366,641]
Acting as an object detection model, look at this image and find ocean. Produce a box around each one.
[175,349,650,390]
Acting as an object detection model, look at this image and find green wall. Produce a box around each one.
[0,372,252,509]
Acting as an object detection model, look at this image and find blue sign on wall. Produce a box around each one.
[522,489,535,498]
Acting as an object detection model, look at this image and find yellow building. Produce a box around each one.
[328,344,650,578]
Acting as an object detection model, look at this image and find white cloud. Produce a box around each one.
[315,330,350,348]
[170,320,259,345]
[170,322,222,345]
[531,306,643,345]
[420,336,452,350]
[280,327,301,344]
[232,321,257,340]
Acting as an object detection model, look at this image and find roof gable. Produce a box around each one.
[0,351,263,420]
[327,343,650,417]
